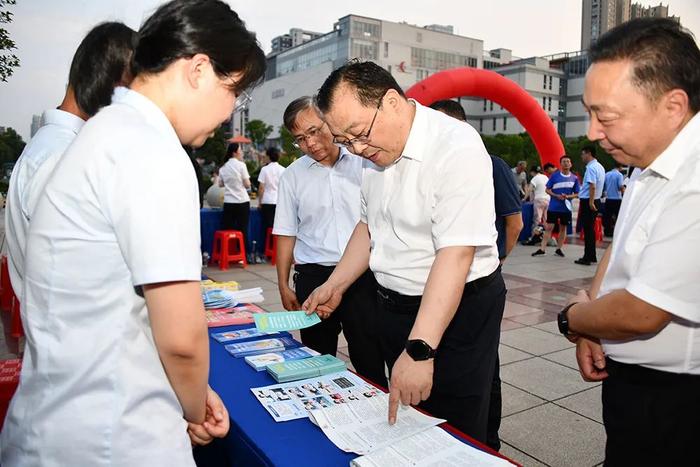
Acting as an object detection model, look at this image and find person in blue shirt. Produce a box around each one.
[575,145,606,265]
[532,155,580,258]
[429,99,522,452]
[602,163,625,236]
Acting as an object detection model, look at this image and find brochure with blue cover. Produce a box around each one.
[245,346,321,371]
[267,355,347,383]
[224,336,298,358]
[211,327,278,343]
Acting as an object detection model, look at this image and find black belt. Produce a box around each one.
[377,267,501,311]
[606,357,700,386]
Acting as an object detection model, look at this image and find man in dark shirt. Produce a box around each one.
[430,100,522,450]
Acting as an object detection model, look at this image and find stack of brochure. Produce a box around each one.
[267,355,346,383]
[202,289,238,309]
[211,327,278,343]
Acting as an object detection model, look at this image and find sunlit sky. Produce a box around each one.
[1,0,698,140]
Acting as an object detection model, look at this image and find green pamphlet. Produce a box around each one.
[254,311,321,332]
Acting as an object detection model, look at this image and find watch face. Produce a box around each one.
[406,340,432,361]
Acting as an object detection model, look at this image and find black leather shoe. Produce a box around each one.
[574,258,592,266]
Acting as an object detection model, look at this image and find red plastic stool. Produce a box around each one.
[0,256,13,312]
[211,230,248,270]
[0,358,22,431]
[264,228,277,266]
[579,216,604,243]
[10,295,23,339]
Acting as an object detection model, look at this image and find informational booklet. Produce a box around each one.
[307,392,444,455]
[350,426,513,466]
[267,355,346,383]
[254,311,321,332]
[211,327,278,343]
[245,346,320,371]
[224,336,298,358]
[201,279,239,292]
[205,304,266,328]
[250,370,381,422]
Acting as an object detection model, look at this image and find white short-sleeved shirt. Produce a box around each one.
[0,89,201,466]
[530,173,550,201]
[273,148,362,265]
[219,157,250,203]
[600,112,700,374]
[361,102,499,295]
[5,109,84,293]
[258,161,285,205]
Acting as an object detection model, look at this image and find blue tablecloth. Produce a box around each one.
[200,208,265,257]
[196,324,506,467]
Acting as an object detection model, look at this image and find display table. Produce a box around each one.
[195,323,517,466]
[200,208,265,258]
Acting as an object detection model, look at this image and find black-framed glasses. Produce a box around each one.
[333,97,382,148]
[292,121,327,149]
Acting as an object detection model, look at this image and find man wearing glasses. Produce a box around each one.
[272,96,387,388]
[303,60,504,442]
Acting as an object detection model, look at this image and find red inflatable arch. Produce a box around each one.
[405,68,564,168]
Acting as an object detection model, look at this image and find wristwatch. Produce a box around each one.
[557,303,577,336]
[405,339,437,361]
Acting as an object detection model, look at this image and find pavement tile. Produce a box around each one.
[500,319,527,331]
[504,301,542,317]
[499,442,549,467]
[499,344,533,365]
[500,327,572,356]
[500,357,595,401]
[555,386,603,423]
[509,311,559,326]
[500,403,606,467]
[533,321,560,336]
[501,382,546,417]
[542,347,579,371]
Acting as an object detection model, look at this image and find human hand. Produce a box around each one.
[279,286,301,311]
[590,200,597,212]
[187,386,230,446]
[388,351,433,425]
[575,336,608,382]
[301,282,343,319]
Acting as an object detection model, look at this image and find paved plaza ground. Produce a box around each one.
[0,228,610,466]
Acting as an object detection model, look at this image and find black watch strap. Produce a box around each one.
[557,303,576,336]
[405,339,437,361]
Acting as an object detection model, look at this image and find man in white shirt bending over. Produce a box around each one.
[528,163,555,241]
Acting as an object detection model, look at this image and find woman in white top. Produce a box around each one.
[257,146,286,235]
[0,1,265,466]
[218,142,251,238]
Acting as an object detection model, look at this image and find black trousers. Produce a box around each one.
[261,203,276,236]
[602,199,621,237]
[294,264,387,388]
[486,356,502,451]
[377,269,506,443]
[222,202,250,251]
[602,358,700,467]
[579,199,601,261]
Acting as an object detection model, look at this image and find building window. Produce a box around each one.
[542,96,546,108]
[543,75,547,89]
[351,39,377,60]
[352,20,380,39]
[548,97,552,111]
[483,99,487,111]
[467,57,477,68]
[411,47,475,72]
[503,117,507,131]
[416,32,423,43]
[490,102,494,111]
[548,75,553,90]
[492,118,496,132]
[479,119,483,132]
[384,42,389,58]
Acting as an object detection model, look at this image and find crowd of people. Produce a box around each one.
[1,1,698,465]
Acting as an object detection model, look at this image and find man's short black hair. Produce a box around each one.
[68,22,136,117]
[544,162,556,171]
[226,142,239,156]
[559,155,571,163]
[590,17,700,113]
[429,100,467,122]
[132,0,265,95]
[582,145,597,157]
[283,96,315,132]
[266,147,280,162]
[316,59,405,113]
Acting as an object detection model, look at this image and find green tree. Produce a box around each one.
[245,119,273,149]
[0,127,24,163]
[0,0,20,82]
